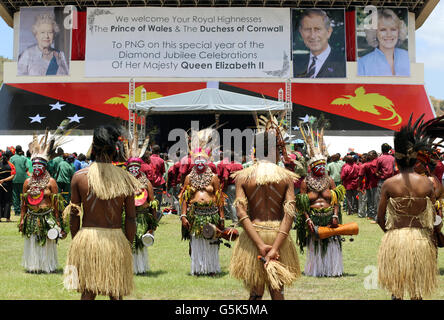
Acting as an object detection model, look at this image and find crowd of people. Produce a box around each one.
[1,113,443,301]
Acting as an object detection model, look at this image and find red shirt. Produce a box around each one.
[150,154,165,187]
[434,160,444,183]
[341,162,359,190]
[179,155,193,183]
[216,159,228,181]
[223,161,243,186]
[357,162,367,190]
[376,153,395,180]
[167,161,181,187]
[140,162,154,183]
[363,159,379,189]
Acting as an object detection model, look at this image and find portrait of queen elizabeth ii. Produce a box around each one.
[17,8,71,76]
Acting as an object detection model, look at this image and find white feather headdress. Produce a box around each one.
[123,129,150,164]
[28,119,72,162]
[298,114,330,167]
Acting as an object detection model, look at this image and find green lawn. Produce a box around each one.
[1,212,444,300]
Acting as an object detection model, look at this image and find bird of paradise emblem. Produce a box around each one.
[331,86,402,126]
[104,85,163,109]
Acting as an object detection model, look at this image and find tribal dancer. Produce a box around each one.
[377,114,444,300]
[179,127,225,276]
[18,126,69,273]
[230,113,301,300]
[123,134,159,274]
[64,124,141,300]
[294,115,346,277]
[414,150,444,220]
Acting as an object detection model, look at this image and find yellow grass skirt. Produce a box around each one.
[64,227,134,297]
[229,220,301,291]
[378,228,437,298]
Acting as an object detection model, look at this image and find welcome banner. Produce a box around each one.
[85,7,291,78]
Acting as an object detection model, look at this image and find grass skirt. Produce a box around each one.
[378,228,437,298]
[23,235,58,273]
[133,247,149,274]
[304,236,343,277]
[190,236,221,275]
[229,220,300,291]
[64,227,134,297]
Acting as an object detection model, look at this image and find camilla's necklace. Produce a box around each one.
[189,166,213,190]
[306,173,330,193]
[28,171,51,196]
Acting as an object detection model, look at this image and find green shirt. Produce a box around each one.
[48,156,63,178]
[9,154,29,183]
[327,160,344,183]
[56,160,75,184]
[26,157,33,174]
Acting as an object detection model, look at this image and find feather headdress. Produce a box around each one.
[298,114,330,168]
[28,119,72,163]
[189,123,224,160]
[252,110,295,163]
[394,113,444,163]
[123,128,150,166]
[256,110,287,136]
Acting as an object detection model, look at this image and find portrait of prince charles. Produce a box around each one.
[292,8,346,78]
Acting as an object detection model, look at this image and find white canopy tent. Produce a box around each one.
[134,88,287,114]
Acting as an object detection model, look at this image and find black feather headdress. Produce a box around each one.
[394,113,444,167]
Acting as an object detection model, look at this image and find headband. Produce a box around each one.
[309,159,327,168]
[126,157,143,167]
[31,158,48,166]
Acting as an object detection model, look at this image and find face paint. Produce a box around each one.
[128,165,140,177]
[194,158,207,172]
[312,164,326,177]
[32,163,46,177]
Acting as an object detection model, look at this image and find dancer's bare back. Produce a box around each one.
[239,177,293,223]
[70,168,136,230]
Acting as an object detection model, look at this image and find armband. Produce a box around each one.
[238,215,250,223]
[234,197,248,209]
[283,200,296,218]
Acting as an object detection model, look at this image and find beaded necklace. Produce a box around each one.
[28,171,51,196]
[136,173,150,189]
[189,166,213,190]
[305,173,330,193]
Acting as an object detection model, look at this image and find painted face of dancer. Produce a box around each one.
[312,164,326,177]
[194,156,207,172]
[128,164,141,177]
[32,162,46,177]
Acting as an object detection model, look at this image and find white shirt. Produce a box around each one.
[307,45,331,78]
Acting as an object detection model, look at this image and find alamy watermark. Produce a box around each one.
[167,120,278,164]
[363,265,378,290]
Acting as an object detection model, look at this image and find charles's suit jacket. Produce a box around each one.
[293,49,346,78]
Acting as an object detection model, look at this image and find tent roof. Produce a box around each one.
[134,88,286,114]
